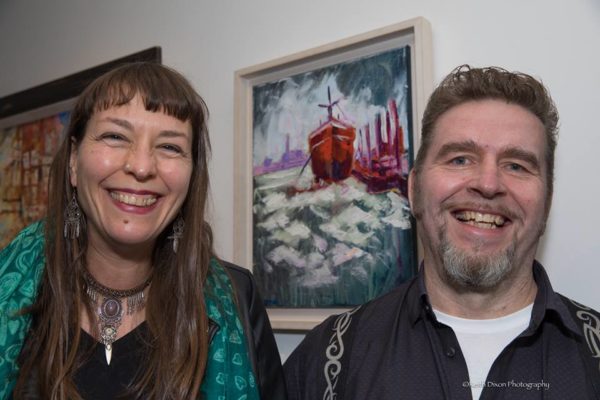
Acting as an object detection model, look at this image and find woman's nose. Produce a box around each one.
[124,148,157,180]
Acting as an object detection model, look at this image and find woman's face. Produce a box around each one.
[69,95,193,253]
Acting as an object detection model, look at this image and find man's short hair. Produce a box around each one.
[415,65,559,200]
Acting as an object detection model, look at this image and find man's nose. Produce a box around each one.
[124,147,157,180]
[468,161,506,198]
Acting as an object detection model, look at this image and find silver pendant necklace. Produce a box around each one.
[82,268,151,365]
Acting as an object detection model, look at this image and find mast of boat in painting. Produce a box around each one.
[307,86,356,184]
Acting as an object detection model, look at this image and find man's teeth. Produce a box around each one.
[455,211,506,229]
[110,192,157,207]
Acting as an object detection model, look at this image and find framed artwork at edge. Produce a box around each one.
[234,18,433,330]
[0,47,162,250]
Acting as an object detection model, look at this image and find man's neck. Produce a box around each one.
[424,261,538,319]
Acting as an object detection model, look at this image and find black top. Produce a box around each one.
[15,262,286,399]
[74,323,149,399]
[284,261,600,400]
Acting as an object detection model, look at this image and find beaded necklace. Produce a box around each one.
[82,268,151,364]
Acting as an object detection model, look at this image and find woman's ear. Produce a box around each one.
[69,138,78,187]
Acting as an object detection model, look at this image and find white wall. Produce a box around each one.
[2,0,599,360]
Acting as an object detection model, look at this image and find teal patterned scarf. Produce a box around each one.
[0,221,260,400]
[0,222,45,399]
[202,259,260,399]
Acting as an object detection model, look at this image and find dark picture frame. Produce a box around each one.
[0,47,162,249]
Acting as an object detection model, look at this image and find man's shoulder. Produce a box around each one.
[359,278,416,318]
[293,277,416,350]
[284,279,418,399]
[557,294,600,328]
[556,294,600,393]
[556,293,599,316]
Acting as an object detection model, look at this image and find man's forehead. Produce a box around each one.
[426,100,547,159]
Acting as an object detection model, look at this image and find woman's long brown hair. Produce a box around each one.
[13,62,214,399]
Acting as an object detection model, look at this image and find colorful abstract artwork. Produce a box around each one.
[251,46,417,308]
[0,112,70,248]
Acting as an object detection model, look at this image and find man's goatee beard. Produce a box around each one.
[439,231,517,292]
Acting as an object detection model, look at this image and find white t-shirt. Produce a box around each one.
[433,304,533,400]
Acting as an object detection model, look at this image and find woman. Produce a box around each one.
[0,62,285,399]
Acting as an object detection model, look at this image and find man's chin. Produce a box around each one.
[442,267,508,293]
[440,244,516,292]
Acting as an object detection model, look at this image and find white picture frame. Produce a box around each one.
[234,18,432,330]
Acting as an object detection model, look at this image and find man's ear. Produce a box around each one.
[541,192,553,235]
[408,169,422,219]
[69,138,78,188]
[408,169,416,209]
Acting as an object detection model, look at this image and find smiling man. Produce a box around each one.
[285,66,600,400]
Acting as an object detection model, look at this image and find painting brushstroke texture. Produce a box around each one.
[0,112,70,248]
[252,46,417,308]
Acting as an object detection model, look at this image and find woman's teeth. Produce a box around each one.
[110,192,157,207]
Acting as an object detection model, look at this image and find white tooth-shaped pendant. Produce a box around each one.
[105,344,112,365]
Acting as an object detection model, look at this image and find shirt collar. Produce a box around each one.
[528,260,581,336]
[409,260,581,337]
[407,263,431,325]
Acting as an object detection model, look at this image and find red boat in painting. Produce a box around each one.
[307,88,356,183]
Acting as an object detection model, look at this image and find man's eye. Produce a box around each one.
[507,163,526,172]
[450,156,468,166]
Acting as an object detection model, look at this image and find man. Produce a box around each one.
[284,65,600,400]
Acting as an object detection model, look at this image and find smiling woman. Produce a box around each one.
[70,95,193,250]
[0,63,285,400]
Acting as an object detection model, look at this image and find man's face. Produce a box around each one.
[409,99,549,290]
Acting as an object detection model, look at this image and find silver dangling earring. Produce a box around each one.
[169,215,184,253]
[64,191,82,238]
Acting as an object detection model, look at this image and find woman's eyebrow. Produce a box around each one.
[103,117,134,131]
[158,130,189,139]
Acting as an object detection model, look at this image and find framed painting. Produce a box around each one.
[0,47,161,249]
[234,18,432,330]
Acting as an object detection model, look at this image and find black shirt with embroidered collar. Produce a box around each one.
[285,261,600,400]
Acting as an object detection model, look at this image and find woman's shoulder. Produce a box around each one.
[1,221,45,251]
[0,221,46,307]
[210,259,255,297]
[0,221,45,269]
[222,261,253,282]
[0,222,46,399]
[206,259,261,318]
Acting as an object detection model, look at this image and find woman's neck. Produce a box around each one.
[85,239,153,290]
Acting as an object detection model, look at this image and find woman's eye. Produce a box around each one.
[160,144,183,154]
[100,133,126,142]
